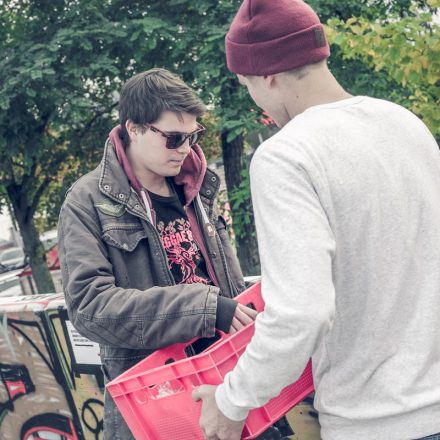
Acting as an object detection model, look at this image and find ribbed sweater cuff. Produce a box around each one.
[215,382,249,422]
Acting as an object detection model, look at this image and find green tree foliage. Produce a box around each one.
[0,0,264,287]
[0,0,172,291]
[3,0,436,290]
[307,0,433,108]
[228,168,253,239]
[326,0,440,137]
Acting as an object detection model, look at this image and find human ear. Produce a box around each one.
[125,120,137,142]
[264,75,276,88]
[237,74,246,86]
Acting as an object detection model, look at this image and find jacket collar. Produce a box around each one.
[98,140,144,212]
[99,130,219,216]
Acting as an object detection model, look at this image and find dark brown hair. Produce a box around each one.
[118,68,206,148]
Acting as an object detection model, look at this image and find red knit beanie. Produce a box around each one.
[225,0,330,76]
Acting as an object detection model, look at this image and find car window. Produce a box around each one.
[41,230,58,251]
[1,249,23,261]
[42,237,57,251]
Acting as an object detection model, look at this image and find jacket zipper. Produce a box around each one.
[193,201,234,294]
[193,230,218,287]
[214,231,236,295]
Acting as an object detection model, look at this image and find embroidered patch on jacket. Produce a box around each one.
[314,28,326,48]
[95,201,126,217]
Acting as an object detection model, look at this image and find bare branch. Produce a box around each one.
[38,110,52,135]
[72,101,118,148]
[5,157,16,184]
[29,176,51,218]
[21,160,38,193]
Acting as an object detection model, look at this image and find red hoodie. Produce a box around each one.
[108,125,220,287]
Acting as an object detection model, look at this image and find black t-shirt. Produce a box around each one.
[148,183,211,285]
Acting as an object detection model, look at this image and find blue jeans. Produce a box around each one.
[417,434,440,440]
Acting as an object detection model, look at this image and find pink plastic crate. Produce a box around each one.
[106,283,314,439]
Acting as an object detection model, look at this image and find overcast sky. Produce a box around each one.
[0,208,12,241]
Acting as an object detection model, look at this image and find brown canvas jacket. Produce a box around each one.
[58,142,245,439]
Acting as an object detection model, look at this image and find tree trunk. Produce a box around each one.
[221,131,261,276]
[7,186,55,293]
[19,217,55,293]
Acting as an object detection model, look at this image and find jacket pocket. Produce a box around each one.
[101,348,152,381]
[102,224,147,252]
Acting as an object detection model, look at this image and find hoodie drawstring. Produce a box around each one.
[140,189,154,224]
[196,194,216,237]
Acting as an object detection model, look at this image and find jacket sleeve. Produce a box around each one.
[212,202,246,296]
[58,198,220,350]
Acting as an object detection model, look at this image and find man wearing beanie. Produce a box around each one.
[192,1,440,439]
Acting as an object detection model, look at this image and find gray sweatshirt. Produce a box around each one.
[216,97,440,439]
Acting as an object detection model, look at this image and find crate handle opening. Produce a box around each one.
[149,379,185,400]
[134,389,148,404]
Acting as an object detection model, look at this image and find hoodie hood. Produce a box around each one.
[108,125,207,205]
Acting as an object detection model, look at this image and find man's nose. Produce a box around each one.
[176,138,191,154]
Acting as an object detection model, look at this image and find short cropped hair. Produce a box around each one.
[118,68,206,148]
[286,59,327,80]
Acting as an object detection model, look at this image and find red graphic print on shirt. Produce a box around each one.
[157,218,210,285]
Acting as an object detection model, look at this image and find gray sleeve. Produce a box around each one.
[216,141,336,420]
[58,199,219,350]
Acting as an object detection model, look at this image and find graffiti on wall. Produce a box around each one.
[0,294,104,440]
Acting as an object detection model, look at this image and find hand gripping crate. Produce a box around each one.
[106,282,314,439]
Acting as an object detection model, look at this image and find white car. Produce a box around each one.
[0,230,58,275]
[0,246,26,271]
[40,229,58,251]
[0,269,23,297]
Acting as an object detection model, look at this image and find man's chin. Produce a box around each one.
[166,167,182,177]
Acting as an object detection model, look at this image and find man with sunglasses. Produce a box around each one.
[58,68,257,439]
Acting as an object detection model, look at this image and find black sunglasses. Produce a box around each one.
[148,123,206,149]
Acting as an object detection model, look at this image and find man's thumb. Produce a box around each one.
[192,387,202,401]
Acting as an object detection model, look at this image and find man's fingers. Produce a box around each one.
[235,307,254,325]
[230,307,257,334]
[193,384,216,398]
[192,388,201,401]
[238,303,258,319]
[229,300,260,334]
[192,385,210,401]
[231,316,244,331]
